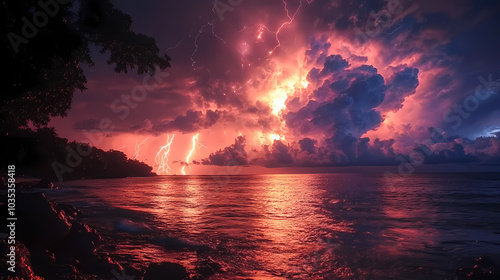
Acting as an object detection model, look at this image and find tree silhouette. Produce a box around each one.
[1,127,154,180]
[0,0,170,134]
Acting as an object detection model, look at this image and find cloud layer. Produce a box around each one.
[50,0,500,172]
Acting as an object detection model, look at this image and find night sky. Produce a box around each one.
[49,0,500,175]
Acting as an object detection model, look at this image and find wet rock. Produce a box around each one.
[30,250,87,279]
[451,257,499,280]
[196,256,223,278]
[16,192,71,247]
[30,248,55,273]
[78,253,123,278]
[53,251,79,266]
[54,221,100,258]
[1,191,131,280]
[39,263,88,280]
[53,203,83,220]
[144,262,189,280]
[55,264,90,280]
[0,240,43,280]
[111,265,143,280]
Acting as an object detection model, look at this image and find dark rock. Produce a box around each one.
[0,240,43,280]
[16,192,71,247]
[56,221,100,258]
[30,250,86,279]
[30,248,55,274]
[1,191,132,280]
[144,262,189,280]
[53,203,83,220]
[196,256,223,278]
[111,265,143,280]
[450,257,500,280]
[78,253,123,278]
[54,264,89,280]
[53,251,79,266]
[38,263,88,280]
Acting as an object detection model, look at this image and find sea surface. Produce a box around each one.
[46,173,500,279]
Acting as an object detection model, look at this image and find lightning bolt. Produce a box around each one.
[233,78,253,94]
[269,0,304,55]
[155,134,175,175]
[191,20,226,69]
[181,133,206,175]
[133,137,149,160]
[235,0,309,74]
[257,24,265,40]
[166,38,185,52]
[192,0,312,71]
[243,0,310,56]
[191,26,203,69]
[240,41,250,72]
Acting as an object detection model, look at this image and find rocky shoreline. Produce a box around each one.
[0,180,221,280]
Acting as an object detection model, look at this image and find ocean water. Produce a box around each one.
[47,173,500,279]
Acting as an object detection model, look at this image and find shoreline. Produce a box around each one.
[0,180,221,280]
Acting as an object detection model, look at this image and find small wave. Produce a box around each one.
[113,219,152,234]
[152,236,213,252]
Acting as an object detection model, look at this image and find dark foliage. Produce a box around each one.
[0,127,155,180]
[0,0,170,134]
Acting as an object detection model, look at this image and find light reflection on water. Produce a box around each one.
[48,173,500,279]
